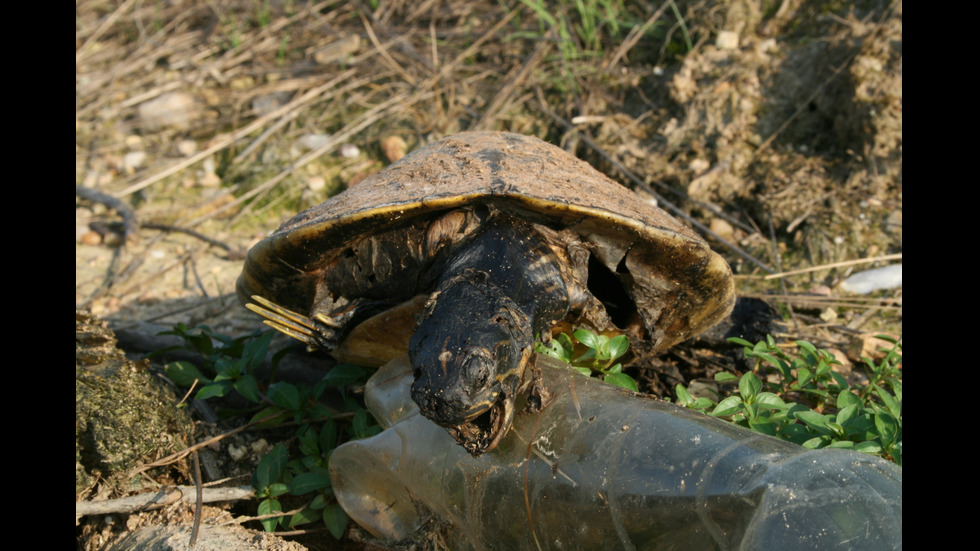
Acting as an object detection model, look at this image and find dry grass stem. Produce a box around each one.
[764,254,903,280]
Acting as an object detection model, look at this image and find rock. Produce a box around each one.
[292,133,332,156]
[840,264,902,294]
[176,139,197,157]
[709,218,734,240]
[380,135,407,162]
[81,230,103,246]
[847,334,900,363]
[137,92,200,131]
[123,151,146,173]
[307,176,326,191]
[340,143,360,158]
[716,30,740,50]
[313,34,361,65]
[251,90,293,116]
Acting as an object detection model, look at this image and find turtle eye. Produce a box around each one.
[462,348,494,391]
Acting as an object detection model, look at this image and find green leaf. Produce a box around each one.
[726,337,754,347]
[323,503,349,539]
[288,506,323,528]
[753,351,783,368]
[308,403,332,421]
[352,409,380,438]
[319,419,339,454]
[780,423,813,444]
[606,335,629,361]
[691,397,715,410]
[289,471,331,495]
[309,494,328,510]
[826,421,845,438]
[213,356,243,380]
[297,426,319,457]
[536,340,564,361]
[593,334,611,359]
[829,370,849,389]
[573,347,597,364]
[251,406,286,427]
[874,386,902,419]
[714,371,738,383]
[234,375,262,403]
[258,498,281,532]
[253,444,289,489]
[801,436,828,449]
[747,416,777,436]
[573,328,600,350]
[321,364,368,387]
[837,390,863,409]
[795,410,832,431]
[738,372,762,399]
[795,367,813,387]
[675,384,694,405]
[874,411,899,445]
[268,382,301,410]
[165,361,212,387]
[853,440,883,454]
[242,331,273,372]
[755,392,786,409]
[835,403,860,427]
[196,381,231,400]
[267,482,290,498]
[603,372,638,392]
[570,365,593,377]
[712,395,743,417]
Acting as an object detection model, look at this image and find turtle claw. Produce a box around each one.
[313,312,343,328]
[247,295,340,351]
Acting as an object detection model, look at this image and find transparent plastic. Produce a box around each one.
[330,356,902,550]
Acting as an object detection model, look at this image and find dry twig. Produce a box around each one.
[763,254,902,280]
[75,485,254,519]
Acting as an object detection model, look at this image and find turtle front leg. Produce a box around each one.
[247,295,356,352]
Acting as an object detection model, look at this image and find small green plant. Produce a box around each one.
[675,335,902,465]
[157,323,380,536]
[536,328,637,391]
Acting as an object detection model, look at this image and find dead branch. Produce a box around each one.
[75,485,254,519]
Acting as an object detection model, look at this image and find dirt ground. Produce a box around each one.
[76,1,901,549]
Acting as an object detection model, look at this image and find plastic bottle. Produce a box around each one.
[329,356,902,550]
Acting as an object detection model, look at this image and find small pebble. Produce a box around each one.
[176,139,198,156]
[715,31,739,50]
[819,308,838,322]
[137,91,199,131]
[227,444,246,461]
[709,218,734,240]
[840,264,902,294]
[80,230,103,246]
[123,151,146,173]
[294,133,332,155]
[381,135,408,162]
[340,143,360,158]
[307,176,326,191]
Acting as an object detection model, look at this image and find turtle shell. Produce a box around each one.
[238,131,734,356]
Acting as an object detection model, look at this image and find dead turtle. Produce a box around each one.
[238,131,734,455]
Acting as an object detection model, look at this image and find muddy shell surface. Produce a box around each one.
[238,131,734,354]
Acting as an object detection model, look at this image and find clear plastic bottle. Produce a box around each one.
[329,356,902,550]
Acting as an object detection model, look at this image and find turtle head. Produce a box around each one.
[409,276,533,455]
